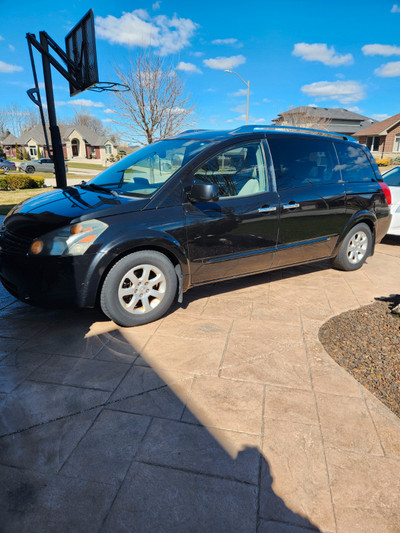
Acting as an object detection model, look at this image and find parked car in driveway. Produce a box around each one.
[19,158,68,174]
[0,158,16,171]
[382,166,400,236]
[0,125,392,327]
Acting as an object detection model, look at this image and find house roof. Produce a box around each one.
[0,131,17,145]
[16,124,113,146]
[353,112,400,137]
[274,106,375,122]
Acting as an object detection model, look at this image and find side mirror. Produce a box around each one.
[189,182,219,202]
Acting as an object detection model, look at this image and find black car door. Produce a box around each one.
[184,140,279,284]
[267,136,347,268]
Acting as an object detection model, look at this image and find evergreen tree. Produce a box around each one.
[23,148,30,160]
[37,146,42,158]
[15,143,22,160]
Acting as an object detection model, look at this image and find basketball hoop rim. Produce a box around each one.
[88,81,129,92]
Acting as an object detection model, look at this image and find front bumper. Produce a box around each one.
[0,251,97,308]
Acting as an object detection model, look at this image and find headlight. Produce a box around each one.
[29,219,108,256]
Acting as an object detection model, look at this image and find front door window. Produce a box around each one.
[194,142,268,197]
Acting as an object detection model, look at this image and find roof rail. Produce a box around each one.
[230,124,357,142]
[177,129,208,135]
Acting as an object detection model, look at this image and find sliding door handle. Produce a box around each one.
[283,203,300,210]
[258,206,277,213]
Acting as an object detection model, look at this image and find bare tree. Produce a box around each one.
[0,104,39,137]
[112,50,195,145]
[70,109,107,135]
[274,109,331,131]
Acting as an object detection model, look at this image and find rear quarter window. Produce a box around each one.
[334,142,376,183]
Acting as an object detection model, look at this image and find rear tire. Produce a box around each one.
[331,223,372,271]
[100,250,177,327]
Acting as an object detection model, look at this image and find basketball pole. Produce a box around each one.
[39,31,67,189]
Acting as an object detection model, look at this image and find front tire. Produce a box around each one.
[100,251,177,327]
[331,223,372,271]
[25,166,35,174]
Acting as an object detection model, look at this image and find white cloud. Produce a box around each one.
[176,61,202,73]
[8,44,15,52]
[263,98,271,103]
[230,114,266,123]
[362,44,400,56]
[371,113,389,121]
[347,106,362,113]
[391,4,400,12]
[203,55,246,70]
[293,43,353,66]
[95,10,198,56]
[374,61,400,77]
[104,108,117,114]
[0,36,4,41]
[211,38,242,47]
[231,104,247,113]
[0,60,23,73]
[152,1,161,10]
[192,51,204,57]
[56,99,105,107]
[230,88,248,96]
[301,80,365,104]
[102,118,115,123]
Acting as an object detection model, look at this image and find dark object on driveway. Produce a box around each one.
[0,125,392,326]
[0,158,16,171]
[19,158,68,174]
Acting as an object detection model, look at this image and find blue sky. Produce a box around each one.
[1,0,400,139]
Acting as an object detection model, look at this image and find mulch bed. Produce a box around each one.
[319,295,400,418]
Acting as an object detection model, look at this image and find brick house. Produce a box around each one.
[2,124,118,162]
[353,113,400,157]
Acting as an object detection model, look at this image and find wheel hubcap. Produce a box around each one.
[118,263,166,314]
[346,230,368,264]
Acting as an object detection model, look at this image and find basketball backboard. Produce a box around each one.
[65,9,99,97]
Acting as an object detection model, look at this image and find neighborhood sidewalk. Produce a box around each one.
[0,233,399,532]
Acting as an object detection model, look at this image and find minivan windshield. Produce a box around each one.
[85,139,212,198]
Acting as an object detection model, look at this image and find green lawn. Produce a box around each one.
[66,162,105,170]
[0,188,55,215]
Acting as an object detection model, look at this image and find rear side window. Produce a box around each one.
[267,137,341,190]
[334,143,376,183]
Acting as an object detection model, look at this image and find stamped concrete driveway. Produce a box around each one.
[0,234,400,532]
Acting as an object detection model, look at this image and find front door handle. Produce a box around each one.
[258,206,277,213]
[283,203,300,210]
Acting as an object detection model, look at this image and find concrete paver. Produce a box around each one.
[0,226,400,531]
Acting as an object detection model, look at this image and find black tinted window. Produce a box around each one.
[334,143,376,182]
[267,137,340,190]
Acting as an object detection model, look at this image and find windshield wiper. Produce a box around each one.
[80,182,119,197]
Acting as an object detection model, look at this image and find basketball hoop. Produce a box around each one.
[88,81,130,93]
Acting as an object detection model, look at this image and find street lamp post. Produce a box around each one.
[224,69,250,125]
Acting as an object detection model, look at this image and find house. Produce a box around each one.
[353,112,400,157]
[2,124,118,162]
[273,107,376,136]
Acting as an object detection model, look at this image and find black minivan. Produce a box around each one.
[0,126,392,326]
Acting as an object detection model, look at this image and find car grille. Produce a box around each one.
[0,228,31,255]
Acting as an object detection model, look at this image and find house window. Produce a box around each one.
[105,144,112,155]
[29,146,37,157]
[394,135,400,152]
[366,136,380,152]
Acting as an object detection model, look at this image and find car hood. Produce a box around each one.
[2,185,150,239]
